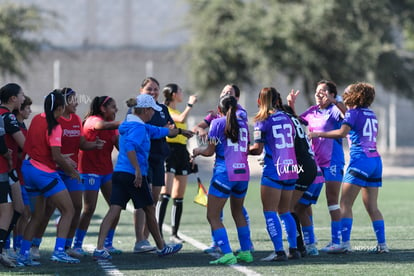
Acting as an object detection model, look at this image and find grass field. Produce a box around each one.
[1,178,413,275]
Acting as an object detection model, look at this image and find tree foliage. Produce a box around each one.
[185,0,414,103]
[0,3,49,78]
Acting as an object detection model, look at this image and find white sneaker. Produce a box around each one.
[306,243,319,256]
[324,243,346,254]
[133,240,156,253]
[5,248,18,261]
[0,252,16,268]
[30,247,41,260]
[370,244,389,254]
[260,251,287,261]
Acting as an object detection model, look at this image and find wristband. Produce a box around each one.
[187,103,193,108]
[178,128,182,134]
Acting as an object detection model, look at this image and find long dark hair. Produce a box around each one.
[44,89,65,135]
[219,95,239,143]
[163,83,179,106]
[84,96,113,120]
[0,83,22,104]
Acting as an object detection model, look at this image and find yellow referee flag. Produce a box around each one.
[194,177,208,207]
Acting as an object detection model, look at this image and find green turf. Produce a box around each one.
[2,178,413,275]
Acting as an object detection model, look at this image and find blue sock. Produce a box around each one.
[372,220,386,244]
[32,238,42,247]
[264,211,283,251]
[104,229,115,247]
[73,229,86,248]
[65,238,73,249]
[54,237,66,252]
[331,221,342,244]
[212,228,232,254]
[341,218,353,243]
[236,225,251,251]
[242,207,250,226]
[280,212,297,248]
[19,239,32,257]
[302,225,315,245]
[14,235,23,250]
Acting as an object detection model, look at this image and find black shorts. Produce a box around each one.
[110,172,153,210]
[165,143,191,176]
[0,179,12,204]
[295,158,317,192]
[148,159,166,187]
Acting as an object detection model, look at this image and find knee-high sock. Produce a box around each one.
[341,218,353,243]
[0,228,8,253]
[212,227,232,254]
[155,194,170,235]
[280,212,297,249]
[171,198,183,236]
[372,220,386,244]
[264,211,284,252]
[237,225,251,251]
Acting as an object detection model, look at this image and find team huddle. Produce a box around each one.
[0,78,388,269]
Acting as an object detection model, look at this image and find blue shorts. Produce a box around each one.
[22,160,66,198]
[343,156,382,187]
[321,162,344,182]
[261,175,296,191]
[59,170,83,192]
[110,172,153,209]
[209,168,248,199]
[81,173,112,191]
[298,182,324,206]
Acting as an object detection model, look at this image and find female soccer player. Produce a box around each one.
[287,80,347,253]
[249,87,300,261]
[309,82,388,253]
[18,90,80,265]
[156,83,197,243]
[73,96,120,255]
[193,95,253,265]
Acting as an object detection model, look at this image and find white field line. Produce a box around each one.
[126,203,262,276]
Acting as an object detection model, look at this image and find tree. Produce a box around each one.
[185,0,414,103]
[0,3,50,79]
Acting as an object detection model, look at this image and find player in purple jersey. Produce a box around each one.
[287,80,346,252]
[193,96,253,265]
[249,87,300,261]
[193,84,253,254]
[309,82,388,253]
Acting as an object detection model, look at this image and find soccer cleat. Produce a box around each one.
[320,242,334,252]
[50,251,80,264]
[67,247,86,258]
[306,243,319,256]
[93,249,112,260]
[170,235,185,244]
[324,243,346,254]
[236,250,253,263]
[235,243,255,254]
[30,246,41,260]
[204,244,221,254]
[341,241,352,253]
[288,248,301,260]
[210,253,237,265]
[260,251,288,262]
[16,253,41,267]
[0,252,16,268]
[71,247,89,257]
[5,248,18,261]
[104,245,122,255]
[157,243,183,257]
[133,240,156,253]
[370,244,389,254]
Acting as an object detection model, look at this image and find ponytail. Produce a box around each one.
[219,96,239,143]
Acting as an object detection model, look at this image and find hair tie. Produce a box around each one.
[101,96,110,107]
[50,93,55,111]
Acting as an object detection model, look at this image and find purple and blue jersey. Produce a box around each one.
[343,108,380,158]
[208,116,250,182]
[300,104,344,168]
[254,111,298,181]
[204,104,248,126]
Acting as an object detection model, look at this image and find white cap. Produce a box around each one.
[135,94,162,111]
